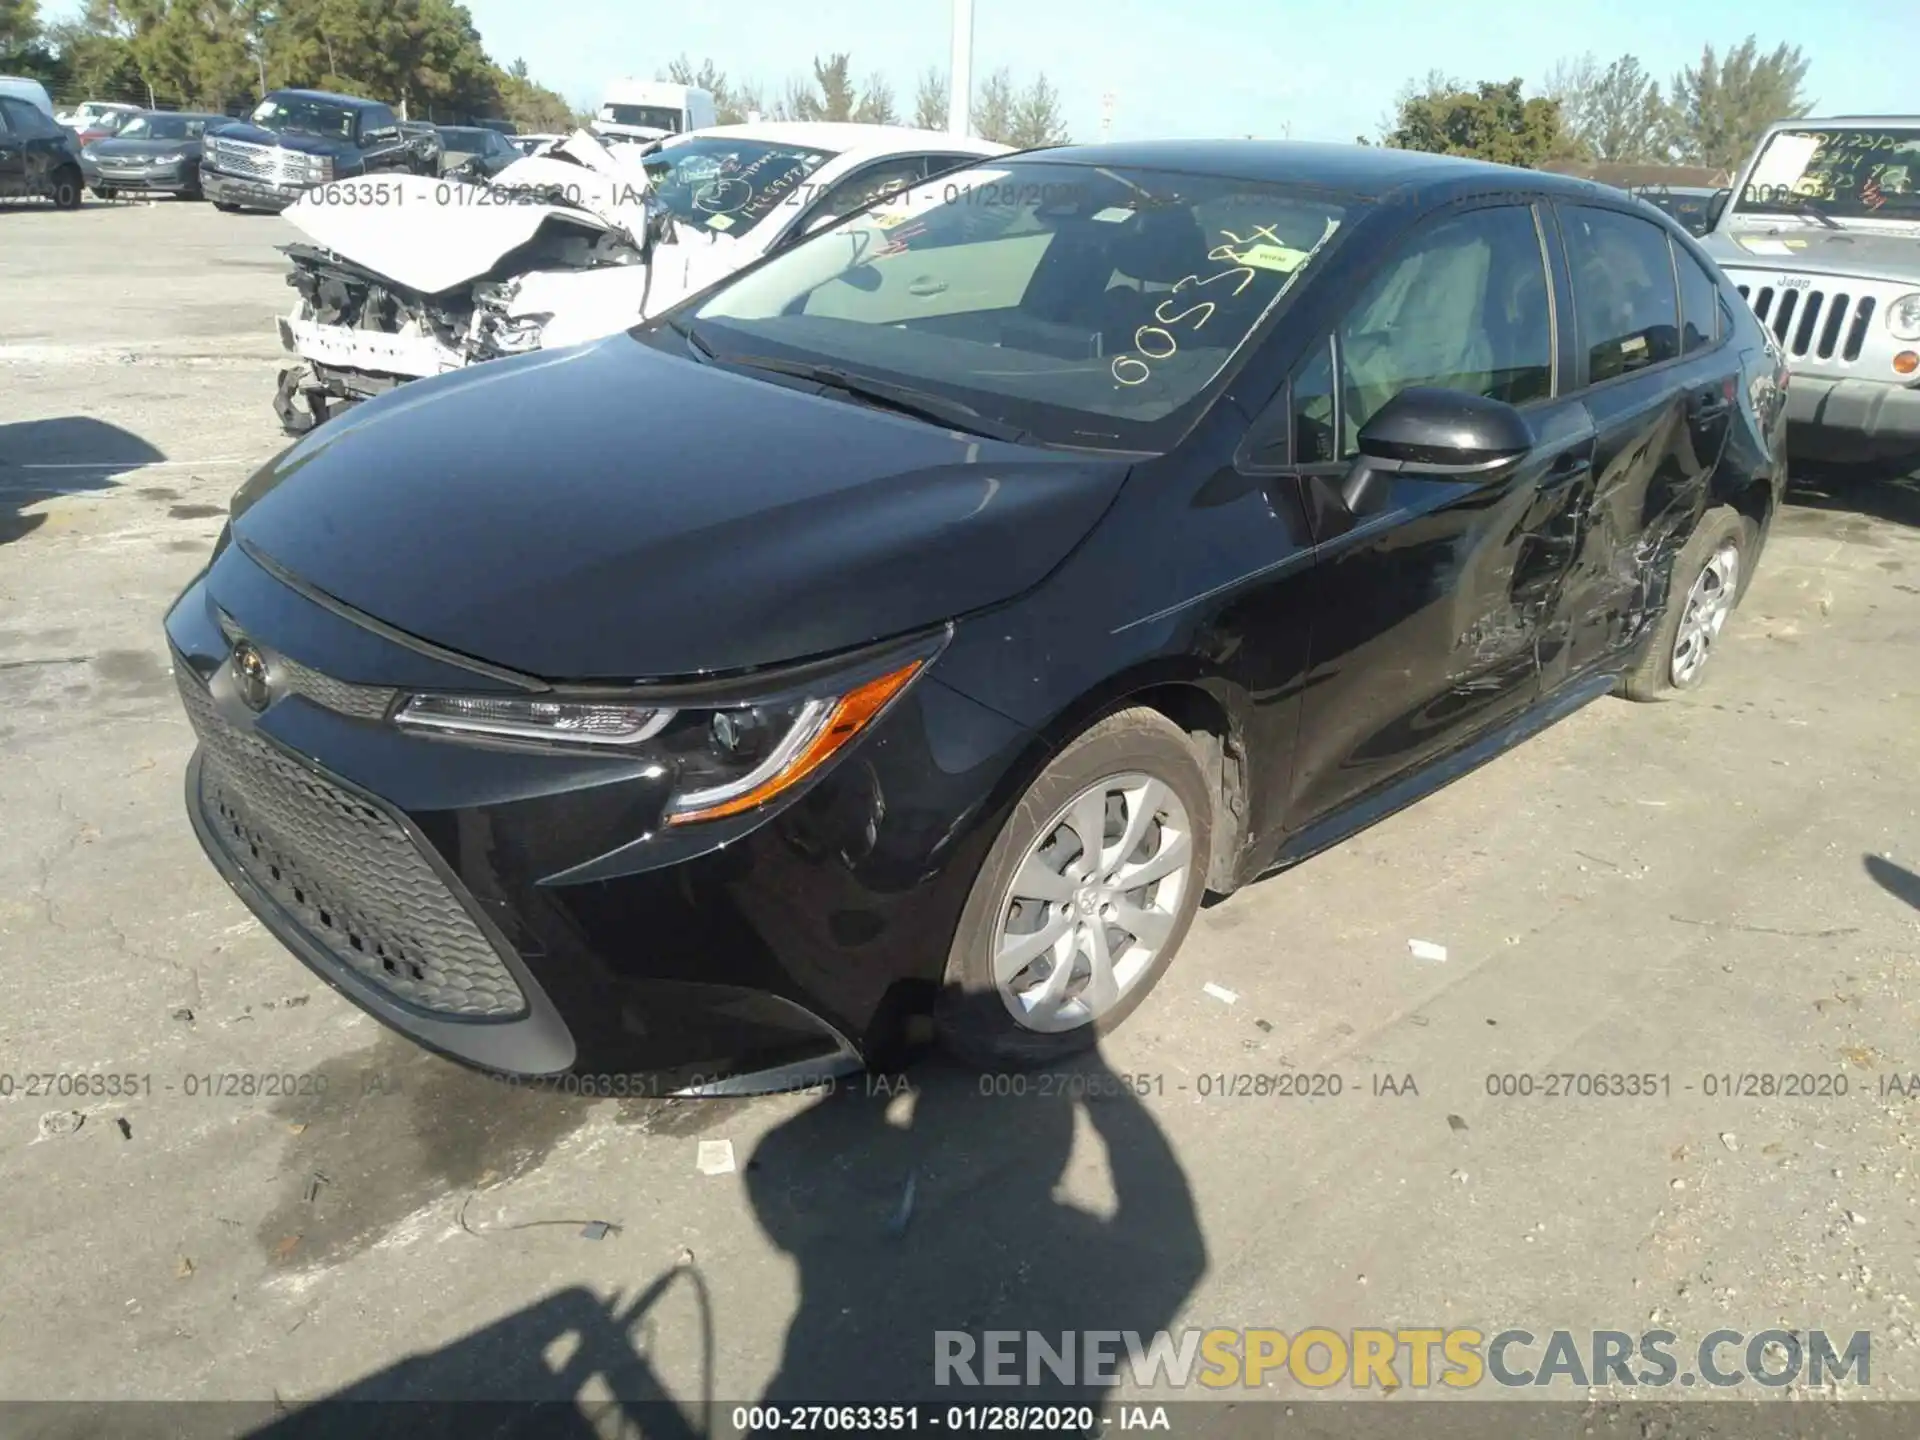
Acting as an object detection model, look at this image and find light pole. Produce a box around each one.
[947,0,973,137]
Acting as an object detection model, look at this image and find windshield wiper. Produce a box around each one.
[1784,201,1842,230]
[707,350,1032,443]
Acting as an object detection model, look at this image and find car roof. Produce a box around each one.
[267,88,381,109]
[139,110,226,122]
[683,120,1008,155]
[1018,138,1607,200]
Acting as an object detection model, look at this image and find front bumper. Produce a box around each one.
[1786,374,1920,440]
[202,167,310,211]
[164,544,1031,1090]
[85,160,196,193]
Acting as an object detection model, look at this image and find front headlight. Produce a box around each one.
[150,151,186,165]
[1888,293,1920,342]
[392,636,939,825]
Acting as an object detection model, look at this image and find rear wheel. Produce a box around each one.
[934,707,1212,1069]
[1621,506,1754,702]
[49,165,82,210]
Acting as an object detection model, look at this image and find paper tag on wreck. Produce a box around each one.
[1407,939,1448,963]
[696,1139,736,1176]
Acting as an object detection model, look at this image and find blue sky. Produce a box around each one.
[452,0,1915,142]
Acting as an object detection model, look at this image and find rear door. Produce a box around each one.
[1537,202,1739,689]
[1283,199,1598,825]
[0,103,24,197]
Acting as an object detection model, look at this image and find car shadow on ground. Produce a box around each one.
[0,415,165,545]
[1788,455,1920,529]
[1864,853,1920,914]
[233,1031,1206,1438]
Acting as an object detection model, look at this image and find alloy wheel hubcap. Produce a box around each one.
[990,772,1192,1033]
[1672,541,1740,686]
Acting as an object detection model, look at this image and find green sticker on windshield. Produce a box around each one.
[1232,243,1310,272]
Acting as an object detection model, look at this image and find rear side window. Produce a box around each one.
[1674,241,1720,354]
[1561,204,1680,382]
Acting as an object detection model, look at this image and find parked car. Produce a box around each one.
[1630,183,1726,237]
[1,76,57,119]
[396,119,442,175]
[0,92,85,207]
[1699,116,1920,463]
[434,123,521,179]
[54,97,135,130]
[81,110,225,200]
[200,88,411,213]
[69,103,140,147]
[270,122,1008,431]
[509,132,565,158]
[169,140,1788,1092]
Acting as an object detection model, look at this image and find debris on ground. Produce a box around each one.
[171,1008,194,1024]
[696,1139,736,1176]
[302,1172,328,1204]
[1254,1018,1273,1033]
[116,1118,132,1140]
[175,1256,194,1279]
[578,1222,614,1241]
[1408,939,1448,963]
[1447,1114,1469,1133]
[272,1235,302,1263]
[37,1111,84,1140]
[1721,1133,1739,1152]
[1202,982,1238,1006]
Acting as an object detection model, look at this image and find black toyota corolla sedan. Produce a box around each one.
[166,141,1788,1094]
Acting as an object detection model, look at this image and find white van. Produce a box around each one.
[593,80,715,145]
[0,76,56,119]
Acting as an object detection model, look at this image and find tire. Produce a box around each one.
[1620,506,1754,702]
[934,706,1213,1069]
[49,166,82,210]
[212,199,238,213]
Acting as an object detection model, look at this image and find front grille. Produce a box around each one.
[214,612,396,720]
[177,662,527,1019]
[205,136,277,180]
[1736,282,1876,363]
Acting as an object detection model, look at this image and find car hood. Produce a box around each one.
[227,334,1131,680]
[1708,225,1920,284]
[208,122,349,156]
[89,137,199,159]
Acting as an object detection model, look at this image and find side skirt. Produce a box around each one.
[1263,670,1620,877]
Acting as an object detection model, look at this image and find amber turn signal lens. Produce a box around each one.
[666,660,924,824]
[1894,351,1919,376]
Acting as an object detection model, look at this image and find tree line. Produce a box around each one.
[0,0,576,128]
[663,53,1070,148]
[1364,36,1813,175]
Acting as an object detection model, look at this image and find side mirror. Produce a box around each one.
[1340,387,1535,515]
[1705,189,1730,230]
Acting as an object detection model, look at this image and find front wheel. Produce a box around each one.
[935,707,1212,1069]
[1621,506,1754,701]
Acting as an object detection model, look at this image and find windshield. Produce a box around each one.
[250,96,355,141]
[688,160,1349,451]
[1735,127,1920,222]
[439,128,491,148]
[116,114,206,142]
[601,104,684,132]
[641,137,839,237]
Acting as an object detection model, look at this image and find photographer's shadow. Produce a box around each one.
[750,1002,1205,1407]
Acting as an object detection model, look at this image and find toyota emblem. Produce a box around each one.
[231,640,272,712]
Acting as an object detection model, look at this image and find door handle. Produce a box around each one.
[907,279,948,297]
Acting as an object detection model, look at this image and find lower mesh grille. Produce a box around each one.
[177,661,527,1019]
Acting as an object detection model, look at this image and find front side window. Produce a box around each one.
[1734,127,1920,223]
[810,157,930,226]
[641,136,840,237]
[1333,205,1553,455]
[1561,204,1681,383]
[689,160,1348,450]
[601,104,683,132]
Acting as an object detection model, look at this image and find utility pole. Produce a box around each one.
[947,0,974,137]
[1100,91,1115,141]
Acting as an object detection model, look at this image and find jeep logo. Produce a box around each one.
[1778,276,1812,291]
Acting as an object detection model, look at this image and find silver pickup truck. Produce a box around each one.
[1700,116,1920,461]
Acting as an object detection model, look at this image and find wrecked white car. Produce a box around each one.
[272,122,1009,432]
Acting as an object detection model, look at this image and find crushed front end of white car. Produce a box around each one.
[271,130,734,433]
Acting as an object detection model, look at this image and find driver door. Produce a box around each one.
[1281,200,1597,826]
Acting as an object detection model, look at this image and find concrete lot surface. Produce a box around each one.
[2,199,1919,1422]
